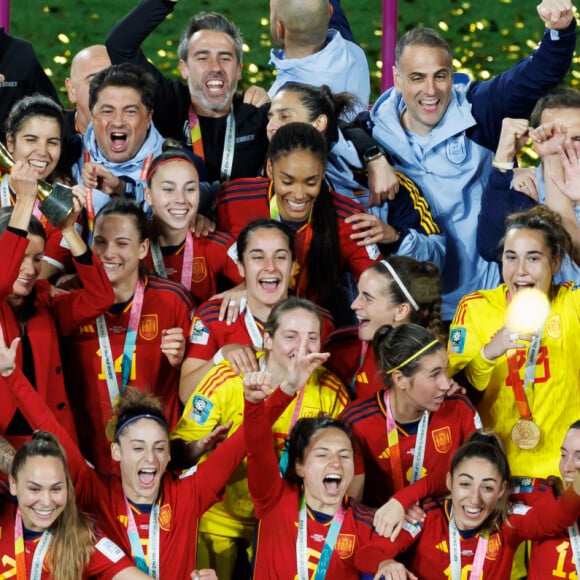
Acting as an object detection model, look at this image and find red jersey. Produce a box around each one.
[507,475,579,580]
[356,492,580,579]
[143,230,242,304]
[0,229,114,448]
[63,275,193,472]
[216,177,380,303]
[339,391,481,507]
[0,502,134,579]
[324,327,382,400]
[244,395,391,580]
[185,297,335,362]
[2,366,293,579]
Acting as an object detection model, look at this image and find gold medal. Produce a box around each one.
[511,419,541,450]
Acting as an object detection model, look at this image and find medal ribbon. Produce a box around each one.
[14,508,52,580]
[349,341,369,397]
[244,306,264,350]
[124,497,160,579]
[150,231,194,292]
[384,389,429,492]
[97,279,145,405]
[296,496,345,580]
[83,150,95,243]
[569,522,580,578]
[278,387,305,476]
[506,330,543,421]
[187,107,235,183]
[449,510,489,580]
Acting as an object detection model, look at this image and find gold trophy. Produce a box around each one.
[0,141,74,226]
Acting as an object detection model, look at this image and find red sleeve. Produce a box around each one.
[51,252,115,336]
[244,395,287,518]
[513,484,580,541]
[1,368,98,490]
[209,231,243,286]
[392,468,448,509]
[87,535,136,579]
[0,230,28,301]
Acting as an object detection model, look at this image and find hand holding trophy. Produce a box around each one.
[0,141,74,226]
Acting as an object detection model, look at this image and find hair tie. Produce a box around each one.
[385,339,440,375]
[380,260,419,311]
[114,413,168,442]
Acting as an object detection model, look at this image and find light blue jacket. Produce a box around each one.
[369,24,577,319]
[269,29,370,114]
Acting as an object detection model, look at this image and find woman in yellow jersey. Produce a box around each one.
[448,205,580,479]
[171,296,350,579]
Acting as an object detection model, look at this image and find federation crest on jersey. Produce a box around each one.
[485,533,501,560]
[189,317,209,345]
[192,257,207,283]
[446,135,467,165]
[158,503,172,531]
[546,314,561,339]
[190,395,213,425]
[335,533,356,559]
[432,426,452,454]
[139,314,158,340]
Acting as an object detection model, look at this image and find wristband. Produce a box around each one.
[491,159,514,172]
[213,348,225,365]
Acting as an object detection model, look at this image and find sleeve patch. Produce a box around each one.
[179,465,199,479]
[510,502,533,516]
[511,477,534,494]
[189,317,209,345]
[401,520,422,538]
[474,412,483,429]
[449,327,467,354]
[95,537,125,563]
[227,241,238,263]
[190,395,214,425]
[365,243,380,260]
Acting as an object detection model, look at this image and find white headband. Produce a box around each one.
[380,260,419,311]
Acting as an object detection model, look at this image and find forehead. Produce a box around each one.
[187,29,238,57]
[152,160,198,181]
[359,269,389,296]
[562,428,580,452]
[272,149,324,171]
[306,427,352,453]
[244,227,290,251]
[120,417,169,442]
[94,86,145,107]
[17,455,66,481]
[398,44,452,73]
[453,456,501,479]
[414,348,447,371]
[275,307,320,332]
[503,228,549,253]
[72,54,111,82]
[271,91,308,114]
[14,115,61,138]
[94,213,139,236]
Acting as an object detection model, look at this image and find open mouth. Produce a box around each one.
[32,507,57,519]
[102,262,121,271]
[419,98,439,113]
[205,78,225,95]
[513,283,535,292]
[323,474,342,495]
[259,278,281,293]
[109,132,128,153]
[28,160,49,171]
[286,199,309,211]
[462,506,484,520]
[138,468,157,486]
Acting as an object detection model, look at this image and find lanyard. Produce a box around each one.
[244,306,264,349]
[296,496,345,580]
[449,512,489,580]
[187,107,235,183]
[14,508,52,580]
[278,386,305,476]
[507,330,543,421]
[349,341,369,397]
[150,231,194,292]
[384,389,429,492]
[569,523,580,577]
[124,497,160,579]
[96,279,145,405]
[83,150,95,242]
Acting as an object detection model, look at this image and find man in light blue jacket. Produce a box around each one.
[368,0,576,321]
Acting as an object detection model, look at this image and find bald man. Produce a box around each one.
[268,0,370,112]
[65,45,111,135]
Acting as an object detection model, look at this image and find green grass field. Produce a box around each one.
[9,0,580,107]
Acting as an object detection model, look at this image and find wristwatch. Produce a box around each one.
[362,144,386,165]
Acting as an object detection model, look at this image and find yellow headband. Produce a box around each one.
[385,339,440,375]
